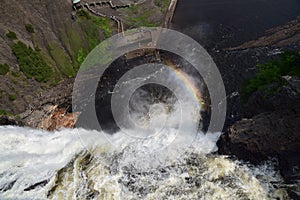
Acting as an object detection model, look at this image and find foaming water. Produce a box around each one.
[0,126,288,199]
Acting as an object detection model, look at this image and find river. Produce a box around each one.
[172,0,300,49]
[0,126,288,199]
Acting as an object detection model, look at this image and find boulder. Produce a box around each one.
[0,116,23,126]
[218,108,300,163]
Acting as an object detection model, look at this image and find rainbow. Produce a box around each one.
[163,58,205,108]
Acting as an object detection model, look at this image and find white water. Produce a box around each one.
[0,125,288,200]
[0,86,289,199]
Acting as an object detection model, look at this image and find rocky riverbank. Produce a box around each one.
[217,75,300,198]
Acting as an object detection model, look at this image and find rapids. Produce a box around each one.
[0,126,288,199]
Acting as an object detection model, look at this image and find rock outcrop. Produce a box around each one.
[228,16,300,50]
[218,76,300,197]
[218,108,300,162]
[0,116,23,126]
[20,78,79,130]
[243,76,300,118]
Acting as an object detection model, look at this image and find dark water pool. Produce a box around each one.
[172,0,300,49]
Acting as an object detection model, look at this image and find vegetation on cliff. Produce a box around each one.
[154,0,171,13]
[122,4,162,27]
[12,41,53,82]
[6,30,17,40]
[65,10,112,70]
[25,24,35,33]
[0,64,9,75]
[241,51,300,101]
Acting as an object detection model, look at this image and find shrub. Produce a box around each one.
[11,70,21,77]
[77,48,86,64]
[25,24,35,33]
[6,31,17,40]
[125,6,158,27]
[0,110,9,116]
[12,41,53,82]
[77,9,91,19]
[8,94,16,101]
[154,0,170,13]
[92,17,111,39]
[0,63,9,75]
[241,51,300,101]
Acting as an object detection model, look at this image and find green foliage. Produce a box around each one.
[8,94,16,101]
[0,109,10,116]
[77,48,86,64]
[12,41,53,82]
[241,51,300,101]
[47,43,75,77]
[0,109,20,119]
[72,9,112,68]
[92,17,111,39]
[154,0,171,13]
[25,24,35,33]
[77,9,91,19]
[127,5,138,14]
[6,31,17,40]
[0,63,9,75]
[126,11,157,27]
[124,5,158,27]
[127,12,156,27]
[11,71,21,77]
[79,40,112,71]
[77,10,111,47]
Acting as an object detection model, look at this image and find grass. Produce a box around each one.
[11,71,21,77]
[75,10,112,65]
[77,9,92,20]
[92,17,111,39]
[0,109,21,120]
[77,9,111,39]
[0,109,11,116]
[0,63,9,75]
[47,43,76,78]
[126,12,157,27]
[12,41,53,82]
[123,5,158,28]
[154,0,171,13]
[241,51,300,101]
[77,48,86,64]
[25,24,35,33]
[79,40,112,71]
[6,31,17,40]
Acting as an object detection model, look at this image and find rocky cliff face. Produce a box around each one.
[0,0,168,129]
[1,0,78,113]
[0,0,167,124]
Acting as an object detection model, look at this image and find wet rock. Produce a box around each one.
[0,180,16,192]
[243,76,300,118]
[228,16,300,50]
[218,108,300,162]
[0,116,23,126]
[24,180,49,191]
